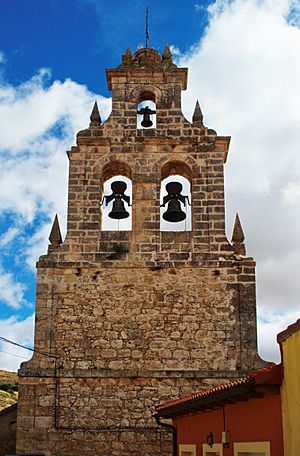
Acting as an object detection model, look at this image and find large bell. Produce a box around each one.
[109,198,129,219]
[162,182,187,223]
[104,180,131,220]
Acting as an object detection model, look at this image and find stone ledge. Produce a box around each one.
[36,256,255,269]
[19,367,251,379]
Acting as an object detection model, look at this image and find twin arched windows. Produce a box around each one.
[101,161,192,232]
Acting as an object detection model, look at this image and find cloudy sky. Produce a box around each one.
[0,0,300,371]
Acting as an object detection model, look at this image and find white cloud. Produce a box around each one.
[25,221,53,270]
[0,227,20,247]
[0,67,111,223]
[0,267,27,309]
[0,314,34,371]
[0,69,109,152]
[283,181,300,204]
[257,307,300,362]
[169,45,183,57]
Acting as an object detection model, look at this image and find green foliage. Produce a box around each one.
[0,383,18,393]
[112,243,129,254]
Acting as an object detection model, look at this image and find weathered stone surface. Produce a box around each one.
[16,46,264,456]
[0,404,17,456]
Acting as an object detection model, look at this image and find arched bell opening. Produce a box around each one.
[137,92,156,129]
[101,163,132,231]
[160,175,192,232]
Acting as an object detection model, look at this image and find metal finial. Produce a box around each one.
[146,7,149,48]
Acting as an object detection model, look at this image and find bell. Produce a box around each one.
[161,181,188,223]
[163,198,186,222]
[141,112,152,128]
[137,106,156,128]
[109,198,129,219]
[104,180,131,220]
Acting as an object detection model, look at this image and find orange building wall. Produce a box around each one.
[174,393,283,456]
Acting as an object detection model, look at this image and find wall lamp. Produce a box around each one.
[206,432,214,447]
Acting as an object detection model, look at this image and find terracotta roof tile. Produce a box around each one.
[156,364,281,413]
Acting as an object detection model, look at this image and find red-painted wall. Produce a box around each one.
[174,393,283,456]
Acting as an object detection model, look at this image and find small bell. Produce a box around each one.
[137,106,156,128]
[104,181,131,220]
[161,182,189,223]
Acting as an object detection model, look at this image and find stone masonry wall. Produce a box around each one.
[0,404,17,456]
[29,263,259,372]
[16,258,260,456]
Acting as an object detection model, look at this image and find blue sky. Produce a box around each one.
[1,0,300,370]
[0,0,210,96]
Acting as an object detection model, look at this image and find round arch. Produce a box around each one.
[130,85,162,104]
[161,160,193,182]
[102,160,132,183]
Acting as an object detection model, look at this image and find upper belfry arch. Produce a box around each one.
[131,85,161,104]
[105,45,188,121]
[137,89,157,103]
[161,160,193,182]
[102,160,132,182]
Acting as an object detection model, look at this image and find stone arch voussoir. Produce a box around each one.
[130,85,162,104]
[102,160,132,183]
[160,159,194,182]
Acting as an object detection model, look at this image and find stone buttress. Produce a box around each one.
[16,46,265,456]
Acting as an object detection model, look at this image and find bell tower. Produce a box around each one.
[16,46,264,456]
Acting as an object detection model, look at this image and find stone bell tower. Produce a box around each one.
[16,46,264,456]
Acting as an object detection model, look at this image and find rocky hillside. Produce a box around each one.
[0,370,18,412]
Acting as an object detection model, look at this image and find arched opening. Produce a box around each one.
[102,161,132,182]
[101,162,132,231]
[161,161,192,182]
[137,91,156,129]
[160,161,192,232]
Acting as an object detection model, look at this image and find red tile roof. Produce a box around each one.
[156,364,282,417]
[277,318,300,344]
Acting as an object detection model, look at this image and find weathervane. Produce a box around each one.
[146,6,149,48]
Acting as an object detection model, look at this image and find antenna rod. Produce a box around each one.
[146,6,149,48]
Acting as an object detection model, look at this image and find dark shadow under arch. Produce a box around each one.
[161,160,192,182]
[102,160,132,183]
